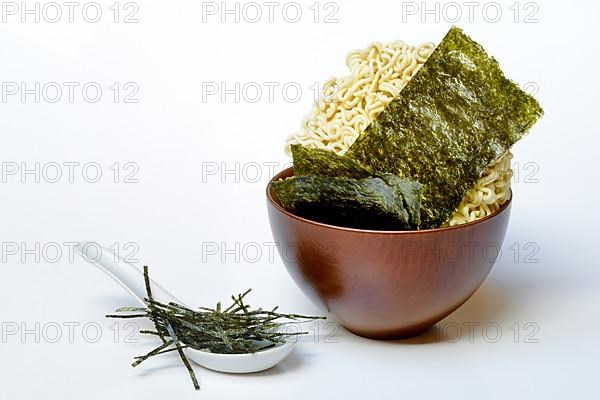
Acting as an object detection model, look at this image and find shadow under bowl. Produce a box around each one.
[266,167,512,339]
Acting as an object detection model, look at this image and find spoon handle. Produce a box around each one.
[75,241,183,307]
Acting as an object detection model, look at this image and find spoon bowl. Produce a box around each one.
[186,341,295,373]
[75,242,297,373]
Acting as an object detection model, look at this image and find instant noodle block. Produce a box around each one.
[271,174,422,230]
[347,26,543,228]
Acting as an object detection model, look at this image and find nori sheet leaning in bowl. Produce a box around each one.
[292,144,375,178]
[347,26,544,229]
[271,145,424,230]
[272,175,417,230]
[290,144,423,228]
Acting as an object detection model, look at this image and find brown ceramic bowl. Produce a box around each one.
[266,167,512,339]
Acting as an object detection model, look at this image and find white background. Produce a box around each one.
[1,0,598,398]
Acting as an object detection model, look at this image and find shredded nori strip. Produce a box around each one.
[347,26,543,228]
[289,144,423,228]
[107,267,325,391]
[272,174,421,230]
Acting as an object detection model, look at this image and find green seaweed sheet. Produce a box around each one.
[289,144,423,228]
[347,27,543,228]
[272,175,415,230]
[291,144,374,178]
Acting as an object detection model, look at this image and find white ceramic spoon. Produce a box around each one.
[75,242,296,373]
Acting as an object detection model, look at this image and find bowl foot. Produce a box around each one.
[343,323,434,340]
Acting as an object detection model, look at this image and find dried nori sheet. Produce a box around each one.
[291,144,374,178]
[272,175,416,230]
[290,144,423,228]
[347,27,544,228]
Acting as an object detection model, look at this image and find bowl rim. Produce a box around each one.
[266,167,512,235]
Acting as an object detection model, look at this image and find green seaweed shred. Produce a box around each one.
[347,26,544,228]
